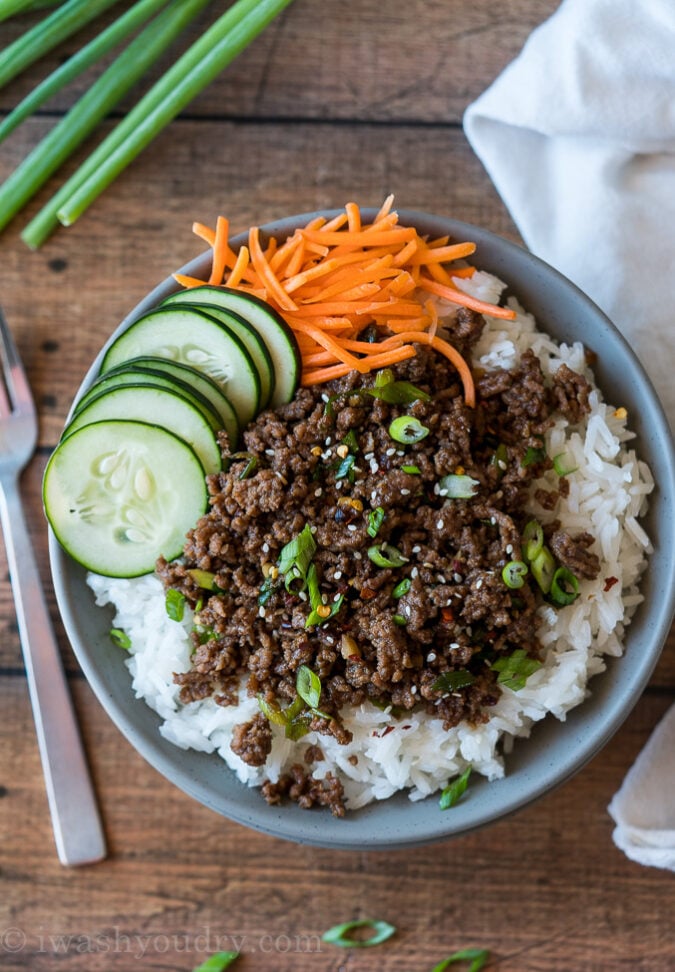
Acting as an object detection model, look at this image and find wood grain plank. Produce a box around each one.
[0,678,673,971]
[0,0,560,122]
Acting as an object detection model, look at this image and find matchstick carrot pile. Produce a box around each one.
[175,197,517,408]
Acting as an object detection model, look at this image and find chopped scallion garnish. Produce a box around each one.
[401,464,422,474]
[439,766,472,810]
[430,947,491,972]
[322,919,397,948]
[392,614,407,626]
[278,523,316,578]
[367,506,385,538]
[296,665,322,710]
[550,566,579,606]
[367,543,408,568]
[109,627,131,650]
[522,444,546,467]
[192,951,240,972]
[392,578,411,599]
[388,415,430,444]
[432,670,476,692]
[492,649,542,691]
[501,560,528,590]
[165,588,186,622]
[335,453,356,482]
[522,519,544,562]
[341,428,360,453]
[552,452,578,477]
[530,546,555,594]
[438,474,480,499]
[187,568,220,591]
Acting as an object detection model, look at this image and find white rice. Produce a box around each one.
[87,270,653,810]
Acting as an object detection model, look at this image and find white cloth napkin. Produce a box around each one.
[463,0,675,432]
[608,706,675,871]
[463,0,675,871]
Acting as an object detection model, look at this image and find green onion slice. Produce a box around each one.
[501,560,528,590]
[165,588,186,622]
[388,415,430,444]
[553,452,578,476]
[109,627,131,650]
[188,568,219,591]
[492,649,542,691]
[368,379,430,404]
[522,444,546,467]
[367,506,385,538]
[192,951,239,972]
[431,947,491,972]
[432,670,476,693]
[335,453,356,481]
[322,919,396,948]
[491,442,508,476]
[278,523,316,578]
[392,578,411,599]
[439,766,472,810]
[550,566,579,606]
[296,665,322,710]
[341,428,359,453]
[392,614,407,626]
[522,519,544,562]
[438,474,480,499]
[374,368,394,388]
[367,543,408,568]
[257,695,287,727]
[401,463,422,474]
[530,546,555,594]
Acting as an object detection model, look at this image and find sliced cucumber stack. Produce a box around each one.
[64,385,222,477]
[101,305,261,426]
[164,285,301,409]
[44,421,208,577]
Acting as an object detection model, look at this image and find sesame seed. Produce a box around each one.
[437,574,446,584]
[386,447,396,456]
[321,393,329,403]
[335,480,343,489]
[490,517,496,525]
[334,570,342,580]
[258,606,266,618]
[411,566,419,579]
[262,542,270,553]
[310,525,318,533]
[433,483,440,495]
[401,488,410,495]
[426,652,437,662]
[321,594,328,605]
[315,487,323,497]
[423,561,433,568]
[370,459,380,473]
[476,579,483,589]
[326,635,335,644]
[347,524,357,532]
[411,685,418,695]
[439,489,448,497]
[325,437,332,445]
[453,572,462,583]
[436,519,444,530]
[265,448,275,456]
[370,489,378,501]
[412,545,421,554]
[498,460,507,470]
[364,452,374,461]
[404,604,411,616]
[333,592,342,602]
[298,590,308,601]
[353,551,362,560]
[506,544,513,555]
[450,642,460,650]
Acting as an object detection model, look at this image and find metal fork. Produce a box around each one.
[0,308,106,866]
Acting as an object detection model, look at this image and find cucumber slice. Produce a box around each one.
[163,291,275,409]
[82,358,240,447]
[43,420,208,577]
[75,371,223,432]
[112,356,239,443]
[101,306,261,426]
[165,286,300,408]
[63,385,221,477]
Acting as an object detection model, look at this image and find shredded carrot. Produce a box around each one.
[184,199,516,403]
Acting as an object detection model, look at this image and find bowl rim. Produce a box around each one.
[49,209,675,849]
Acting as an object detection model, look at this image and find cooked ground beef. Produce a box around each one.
[261,766,345,817]
[157,324,598,812]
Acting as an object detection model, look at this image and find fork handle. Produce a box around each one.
[0,475,106,866]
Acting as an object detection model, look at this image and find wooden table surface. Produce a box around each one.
[1,3,674,970]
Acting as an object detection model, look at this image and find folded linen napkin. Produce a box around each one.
[463,0,675,432]
[464,0,675,871]
[608,706,675,872]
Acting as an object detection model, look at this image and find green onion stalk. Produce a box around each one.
[0,0,211,237]
[0,0,172,144]
[0,0,122,87]
[50,0,295,237]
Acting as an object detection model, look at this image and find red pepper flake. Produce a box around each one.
[441,606,455,623]
[380,725,395,738]
[603,576,619,592]
[360,587,377,601]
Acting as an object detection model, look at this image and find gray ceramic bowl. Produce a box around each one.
[49,210,675,849]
